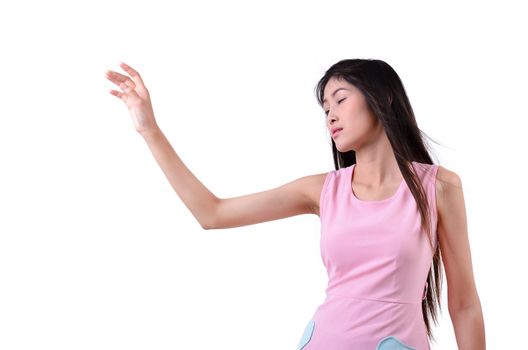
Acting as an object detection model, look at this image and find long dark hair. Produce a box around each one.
[315,59,443,343]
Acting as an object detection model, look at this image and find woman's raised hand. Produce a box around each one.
[106,62,159,134]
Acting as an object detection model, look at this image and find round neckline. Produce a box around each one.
[349,163,406,203]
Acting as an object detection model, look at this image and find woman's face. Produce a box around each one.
[322,76,380,152]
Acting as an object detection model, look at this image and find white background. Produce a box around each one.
[0,0,524,349]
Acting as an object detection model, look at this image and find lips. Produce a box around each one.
[332,128,343,136]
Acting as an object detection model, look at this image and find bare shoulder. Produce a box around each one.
[435,165,464,221]
[303,171,331,217]
[436,163,462,184]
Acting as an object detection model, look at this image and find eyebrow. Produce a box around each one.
[322,87,349,104]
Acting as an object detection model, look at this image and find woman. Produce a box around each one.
[105,59,485,349]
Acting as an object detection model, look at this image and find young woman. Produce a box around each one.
[105,59,485,350]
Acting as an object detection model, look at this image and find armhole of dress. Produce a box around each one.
[431,164,440,250]
[319,170,333,219]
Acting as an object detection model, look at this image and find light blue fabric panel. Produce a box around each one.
[296,319,315,350]
[376,336,417,350]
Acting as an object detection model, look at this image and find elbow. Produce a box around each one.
[201,217,217,230]
[201,198,221,230]
[448,296,482,316]
[200,223,213,230]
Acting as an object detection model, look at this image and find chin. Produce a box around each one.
[333,140,350,152]
[337,145,356,154]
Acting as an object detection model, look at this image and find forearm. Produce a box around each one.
[450,301,486,350]
[140,126,219,229]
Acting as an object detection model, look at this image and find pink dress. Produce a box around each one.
[296,161,439,350]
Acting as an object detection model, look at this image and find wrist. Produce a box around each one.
[139,125,162,139]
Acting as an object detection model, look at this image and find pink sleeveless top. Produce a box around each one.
[296,161,439,350]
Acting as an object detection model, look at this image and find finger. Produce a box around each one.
[119,82,131,92]
[106,70,136,90]
[106,71,135,87]
[108,89,125,100]
[119,81,139,99]
[119,62,145,87]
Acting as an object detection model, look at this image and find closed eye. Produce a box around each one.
[324,98,346,116]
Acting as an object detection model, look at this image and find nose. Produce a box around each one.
[326,111,337,127]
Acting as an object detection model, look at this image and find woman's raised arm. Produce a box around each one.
[106,62,327,230]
